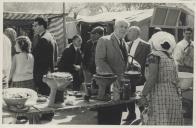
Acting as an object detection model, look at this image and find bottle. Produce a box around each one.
[123,83,131,100]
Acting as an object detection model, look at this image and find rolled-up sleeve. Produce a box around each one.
[173,44,183,66]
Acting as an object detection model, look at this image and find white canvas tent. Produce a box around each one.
[77,9,154,42]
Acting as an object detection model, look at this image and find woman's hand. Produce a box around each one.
[137,95,148,107]
[73,64,81,71]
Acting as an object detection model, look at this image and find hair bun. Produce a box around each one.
[161,42,170,50]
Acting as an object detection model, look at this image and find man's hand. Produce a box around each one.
[73,64,81,71]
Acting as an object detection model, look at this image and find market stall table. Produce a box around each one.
[3,95,141,124]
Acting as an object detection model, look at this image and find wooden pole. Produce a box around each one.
[63,2,67,47]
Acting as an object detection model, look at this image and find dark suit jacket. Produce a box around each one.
[33,31,58,75]
[128,38,151,84]
[82,39,97,74]
[58,44,82,73]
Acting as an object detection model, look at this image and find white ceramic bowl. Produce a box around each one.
[3,88,38,107]
[43,72,73,90]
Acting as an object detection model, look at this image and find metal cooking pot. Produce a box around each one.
[178,72,193,90]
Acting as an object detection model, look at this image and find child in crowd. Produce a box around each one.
[9,36,35,90]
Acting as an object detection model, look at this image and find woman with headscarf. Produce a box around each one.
[140,31,184,125]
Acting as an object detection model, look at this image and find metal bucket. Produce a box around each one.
[178,72,193,90]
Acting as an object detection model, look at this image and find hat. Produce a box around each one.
[149,31,176,54]
[90,26,104,35]
[154,27,162,31]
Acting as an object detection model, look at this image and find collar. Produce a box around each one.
[73,45,77,51]
[73,45,80,51]
[129,38,140,45]
[132,38,140,44]
[183,39,194,46]
[113,33,124,44]
[39,31,46,37]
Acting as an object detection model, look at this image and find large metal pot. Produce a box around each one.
[93,74,117,100]
[178,72,193,90]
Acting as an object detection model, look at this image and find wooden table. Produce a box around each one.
[3,96,141,124]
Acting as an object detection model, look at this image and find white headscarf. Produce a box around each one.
[149,31,176,54]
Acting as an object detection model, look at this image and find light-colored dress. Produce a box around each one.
[145,51,183,125]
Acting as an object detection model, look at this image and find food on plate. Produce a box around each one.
[124,70,140,75]
[44,72,73,81]
[37,97,47,102]
[4,92,30,99]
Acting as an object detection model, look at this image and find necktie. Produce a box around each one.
[119,39,128,63]
[75,48,81,64]
[184,42,191,51]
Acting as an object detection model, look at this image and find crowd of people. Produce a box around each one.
[2,16,193,125]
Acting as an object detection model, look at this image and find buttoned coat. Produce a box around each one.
[95,33,128,75]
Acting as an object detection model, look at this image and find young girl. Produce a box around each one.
[9,36,35,90]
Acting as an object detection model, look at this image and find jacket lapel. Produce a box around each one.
[111,34,124,61]
[134,41,142,58]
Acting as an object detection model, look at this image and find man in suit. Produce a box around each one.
[95,19,129,124]
[82,26,104,97]
[32,16,58,121]
[124,26,151,123]
[58,35,83,91]
[32,16,58,96]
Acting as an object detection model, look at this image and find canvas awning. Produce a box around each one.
[77,9,153,23]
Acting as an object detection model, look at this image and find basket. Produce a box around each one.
[3,88,38,107]
[3,89,29,107]
[4,97,28,107]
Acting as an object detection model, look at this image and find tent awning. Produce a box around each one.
[77,9,153,23]
[3,11,65,20]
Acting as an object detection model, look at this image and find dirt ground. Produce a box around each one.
[40,86,192,125]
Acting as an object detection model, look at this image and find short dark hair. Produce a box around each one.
[90,26,104,36]
[72,34,82,41]
[34,17,48,29]
[16,36,32,53]
[184,28,193,33]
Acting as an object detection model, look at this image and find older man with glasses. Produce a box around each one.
[95,19,129,124]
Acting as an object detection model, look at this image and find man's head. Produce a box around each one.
[114,19,129,39]
[127,26,141,41]
[33,17,48,35]
[183,28,193,41]
[72,34,82,48]
[90,26,104,41]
